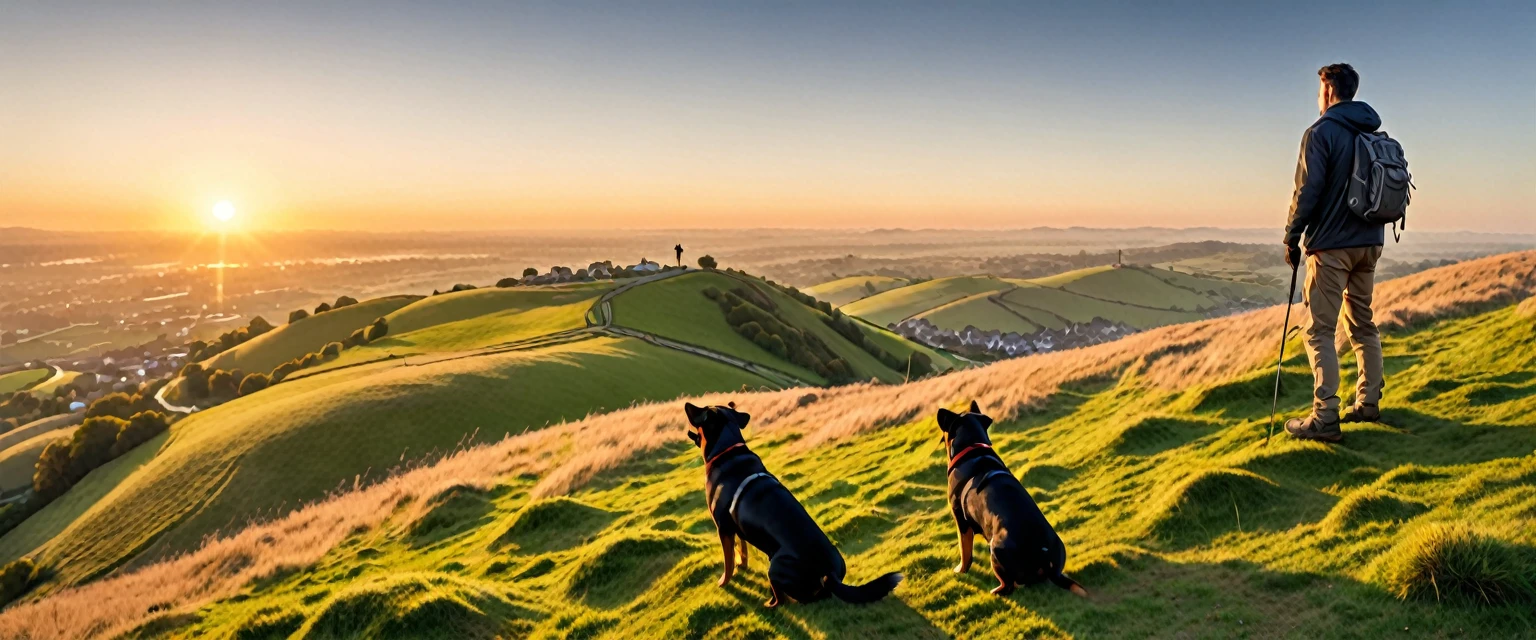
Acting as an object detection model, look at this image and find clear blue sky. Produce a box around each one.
[1,1,1531,231]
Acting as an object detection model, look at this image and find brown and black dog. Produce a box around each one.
[685,402,902,607]
[939,401,1088,597]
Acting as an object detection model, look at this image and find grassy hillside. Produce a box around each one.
[611,271,954,385]
[840,276,1020,328]
[203,296,421,375]
[854,266,1281,334]
[804,276,911,307]
[4,253,1530,640]
[0,369,49,395]
[382,284,611,337]
[28,370,82,397]
[2,335,774,586]
[0,426,75,493]
[299,287,608,375]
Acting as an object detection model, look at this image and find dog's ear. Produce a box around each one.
[684,402,708,426]
[936,408,959,433]
[734,410,751,429]
[975,413,993,430]
[969,400,981,414]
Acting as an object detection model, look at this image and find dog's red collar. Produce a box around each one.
[705,442,747,471]
[947,443,993,472]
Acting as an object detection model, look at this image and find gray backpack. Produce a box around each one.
[1341,125,1414,240]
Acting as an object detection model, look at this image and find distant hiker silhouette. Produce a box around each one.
[675,244,684,267]
[1280,63,1409,444]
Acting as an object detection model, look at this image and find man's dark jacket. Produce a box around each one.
[1284,100,1385,252]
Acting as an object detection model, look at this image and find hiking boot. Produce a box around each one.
[1341,403,1381,423]
[1285,414,1343,443]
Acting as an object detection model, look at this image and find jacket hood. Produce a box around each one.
[1322,100,1381,133]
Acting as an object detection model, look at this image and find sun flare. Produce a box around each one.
[212,200,236,222]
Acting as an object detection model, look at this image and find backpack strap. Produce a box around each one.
[728,472,777,529]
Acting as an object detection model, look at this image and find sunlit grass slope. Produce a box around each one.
[382,283,611,337]
[29,370,82,397]
[301,287,609,375]
[4,335,772,587]
[805,276,911,307]
[0,369,49,395]
[204,296,421,375]
[839,276,1021,328]
[0,426,76,493]
[611,271,950,384]
[851,266,1284,334]
[4,252,1532,640]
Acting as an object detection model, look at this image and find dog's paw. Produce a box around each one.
[953,562,970,574]
[990,584,1015,596]
[717,573,733,587]
[764,596,780,608]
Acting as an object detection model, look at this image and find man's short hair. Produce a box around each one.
[1318,63,1359,101]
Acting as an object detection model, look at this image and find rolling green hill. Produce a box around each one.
[804,276,911,307]
[0,426,75,493]
[610,271,957,385]
[9,253,1531,639]
[203,296,422,375]
[839,276,1021,328]
[0,270,954,592]
[849,265,1283,334]
[0,369,49,395]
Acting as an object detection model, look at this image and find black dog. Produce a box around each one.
[685,402,903,607]
[938,401,1087,597]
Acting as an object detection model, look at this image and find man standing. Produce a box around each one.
[675,244,684,268]
[1283,63,1386,443]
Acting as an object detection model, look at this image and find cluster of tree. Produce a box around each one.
[174,318,386,408]
[188,316,276,362]
[748,276,936,379]
[697,255,718,269]
[0,392,70,432]
[702,286,856,384]
[822,309,934,378]
[288,295,360,324]
[34,394,172,501]
[33,411,170,500]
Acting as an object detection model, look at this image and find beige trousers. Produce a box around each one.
[1303,246,1384,420]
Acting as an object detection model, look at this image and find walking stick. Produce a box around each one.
[1264,262,1301,446]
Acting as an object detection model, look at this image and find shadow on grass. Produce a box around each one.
[1019,549,1533,638]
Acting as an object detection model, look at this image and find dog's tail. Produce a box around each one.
[1050,573,1089,598]
[826,572,903,604]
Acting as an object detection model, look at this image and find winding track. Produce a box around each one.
[156,268,809,413]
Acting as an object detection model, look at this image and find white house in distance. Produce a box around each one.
[628,258,662,273]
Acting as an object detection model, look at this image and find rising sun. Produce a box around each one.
[213,200,236,222]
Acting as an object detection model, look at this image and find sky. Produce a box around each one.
[1,1,1531,233]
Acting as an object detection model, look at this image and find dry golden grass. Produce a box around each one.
[2,251,1531,640]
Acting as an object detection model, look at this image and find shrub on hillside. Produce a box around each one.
[450,283,477,292]
[698,255,718,269]
[365,317,389,342]
[238,373,271,396]
[320,341,343,358]
[346,327,369,347]
[111,411,168,457]
[85,392,135,420]
[496,277,519,288]
[288,309,310,324]
[0,558,36,608]
[271,360,302,383]
[68,416,126,478]
[314,302,333,314]
[523,267,539,277]
[334,295,358,309]
[208,370,238,398]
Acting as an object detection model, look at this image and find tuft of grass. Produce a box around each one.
[496,497,615,554]
[1378,523,1536,606]
[564,534,696,608]
[1321,488,1429,532]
